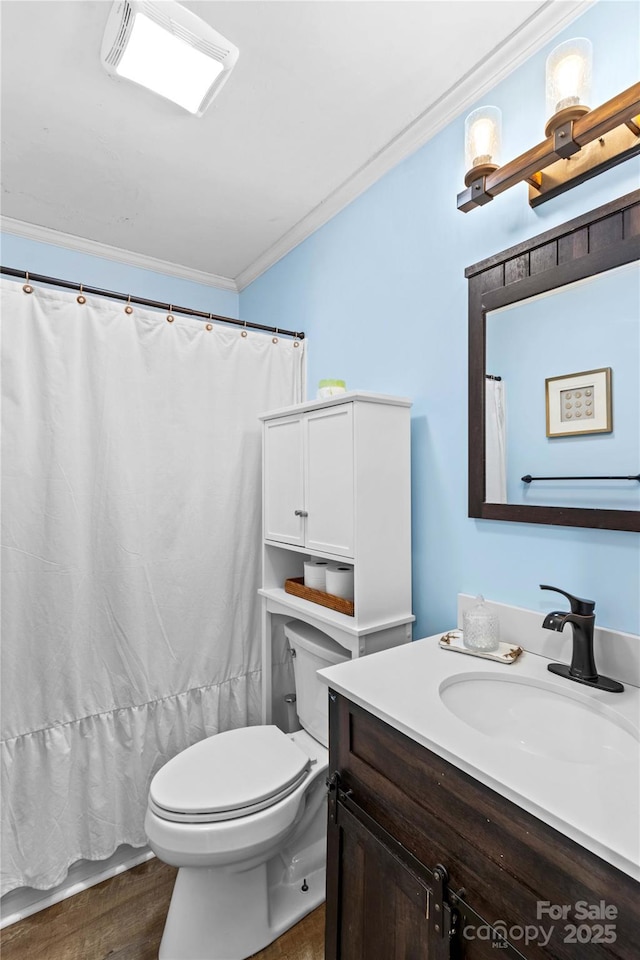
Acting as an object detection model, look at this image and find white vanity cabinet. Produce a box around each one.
[259,392,414,722]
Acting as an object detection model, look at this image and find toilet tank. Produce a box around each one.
[284,621,350,747]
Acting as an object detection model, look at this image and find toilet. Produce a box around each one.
[145,620,349,960]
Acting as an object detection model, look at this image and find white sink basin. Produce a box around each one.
[439,673,638,765]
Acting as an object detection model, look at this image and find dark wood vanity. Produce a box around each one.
[325,691,640,959]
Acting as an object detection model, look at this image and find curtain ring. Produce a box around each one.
[124,294,133,315]
[22,271,33,294]
[241,319,248,338]
[272,327,279,344]
[205,313,213,331]
[167,305,175,323]
[77,283,86,305]
[294,338,300,347]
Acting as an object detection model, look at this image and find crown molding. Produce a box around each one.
[0,217,238,293]
[235,0,593,291]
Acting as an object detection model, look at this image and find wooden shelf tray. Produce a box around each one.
[284,577,354,617]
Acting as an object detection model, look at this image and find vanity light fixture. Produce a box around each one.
[101,0,239,116]
[463,106,502,199]
[545,38,592,136]
[458,38,640,212]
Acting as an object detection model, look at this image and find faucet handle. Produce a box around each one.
[539,584,595,616]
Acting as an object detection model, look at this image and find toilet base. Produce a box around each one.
[158,850,325,960]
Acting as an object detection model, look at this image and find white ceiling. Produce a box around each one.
[0,1,590,290]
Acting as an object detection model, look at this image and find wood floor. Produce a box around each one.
[0,858,325,960]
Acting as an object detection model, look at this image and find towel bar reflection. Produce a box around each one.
[521,474,640,483]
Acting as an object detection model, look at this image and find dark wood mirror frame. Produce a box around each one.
[467,190,640,533]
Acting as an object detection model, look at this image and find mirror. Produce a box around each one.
[467,190,640,532]
[486,262,639,511]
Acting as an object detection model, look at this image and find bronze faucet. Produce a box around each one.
[540,585,624,693]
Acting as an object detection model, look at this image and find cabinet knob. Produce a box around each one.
[294,509,308,517]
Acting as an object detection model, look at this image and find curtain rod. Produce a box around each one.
[0,266,305,341]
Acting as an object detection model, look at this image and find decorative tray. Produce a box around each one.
[284,577,355,617]
[439,630,523,664]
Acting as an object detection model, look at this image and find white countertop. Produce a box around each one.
[319,634,640,881]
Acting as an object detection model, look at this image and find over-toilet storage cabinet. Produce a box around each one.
[325,693,640,960]
[263,401,354,556]
[259,392,414,723]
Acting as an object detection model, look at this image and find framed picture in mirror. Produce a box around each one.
[545,367,612,437]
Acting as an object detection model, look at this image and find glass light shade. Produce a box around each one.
[116,12,225,114]
[464,106,502,174]
[545,38,592,119]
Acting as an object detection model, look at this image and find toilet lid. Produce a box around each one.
[149,725,311,823]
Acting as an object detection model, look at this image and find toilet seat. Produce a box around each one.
[149,725,311,824]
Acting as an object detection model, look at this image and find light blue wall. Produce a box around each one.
[0,233,239,318]
[240,1,640,637]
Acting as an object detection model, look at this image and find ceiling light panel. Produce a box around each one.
[101,0,239,116]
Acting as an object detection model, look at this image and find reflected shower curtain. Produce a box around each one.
[485,378,507,503]
[0,279,304,893]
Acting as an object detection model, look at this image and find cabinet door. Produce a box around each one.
[305,405,354,557]
[326,795,451,960]
[263,415,305,545]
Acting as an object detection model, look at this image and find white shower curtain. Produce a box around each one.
[0,279,305,894]
[485,378,507,503]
